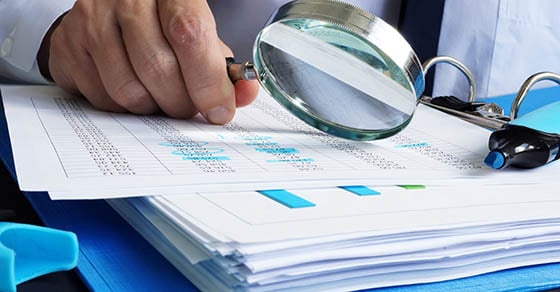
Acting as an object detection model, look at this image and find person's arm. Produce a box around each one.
[37,0,259,124]
[0,0,75,83]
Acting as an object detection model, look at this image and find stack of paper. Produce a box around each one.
[109,183,560,291]
[3,85,560,291]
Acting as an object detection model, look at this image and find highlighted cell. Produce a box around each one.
[339,185,381,196]
[266,158,314,163]
[172,148,225,156]
[395,142,429,148]
[160,142,208,147]
[256,147,299,154]
[257,190,316,208]
[398,185,426,190]
[182,156,230,161]
[245,142,279,146]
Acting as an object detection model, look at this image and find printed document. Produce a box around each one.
[2,85,555,199]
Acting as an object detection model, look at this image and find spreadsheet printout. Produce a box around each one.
[3,85,552,199]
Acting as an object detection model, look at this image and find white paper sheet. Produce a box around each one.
[2,85,557,199]
[152,184,560,244]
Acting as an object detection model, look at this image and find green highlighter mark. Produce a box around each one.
[398,185,426,190]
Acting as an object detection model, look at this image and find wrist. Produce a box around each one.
[37,13,66,81]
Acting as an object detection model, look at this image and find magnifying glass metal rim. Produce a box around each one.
[229,0,426,141]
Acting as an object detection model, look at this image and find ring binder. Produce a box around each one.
[422,67,560,169]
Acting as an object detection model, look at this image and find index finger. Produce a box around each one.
[159,0,235,124]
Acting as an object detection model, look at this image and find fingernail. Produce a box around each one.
[205,106,233,124]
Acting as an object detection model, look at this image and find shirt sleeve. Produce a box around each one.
[0,0,76,84]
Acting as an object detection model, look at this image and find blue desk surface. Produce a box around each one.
[2,87,560,292]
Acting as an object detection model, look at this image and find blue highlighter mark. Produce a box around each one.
[172,148,225,156]
[257,190,316,208]
[245,142,279,146]
[339,185,381,196]
[182,156,230,161]
[395,142,429,149]
[256,147,299,154]
[267,158,314,163]
[160,142,208,147]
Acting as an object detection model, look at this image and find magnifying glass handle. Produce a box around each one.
[226,57,257,81]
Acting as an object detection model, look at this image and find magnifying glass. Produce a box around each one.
[228,0,468,141]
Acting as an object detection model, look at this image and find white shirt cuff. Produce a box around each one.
[1,0,75,81]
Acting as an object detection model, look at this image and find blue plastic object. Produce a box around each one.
[510,101,560,134]
[485,101,560,169]
[0,222,79,292]
[484,151,506,169]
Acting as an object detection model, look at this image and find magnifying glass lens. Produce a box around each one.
[253,18,418,140]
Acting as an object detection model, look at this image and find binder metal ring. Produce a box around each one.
[510,72,560,119]
[422,55,476,103]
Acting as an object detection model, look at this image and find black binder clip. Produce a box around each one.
[419,56,510,130]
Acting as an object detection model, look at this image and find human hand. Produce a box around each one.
[38,0,259,124]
